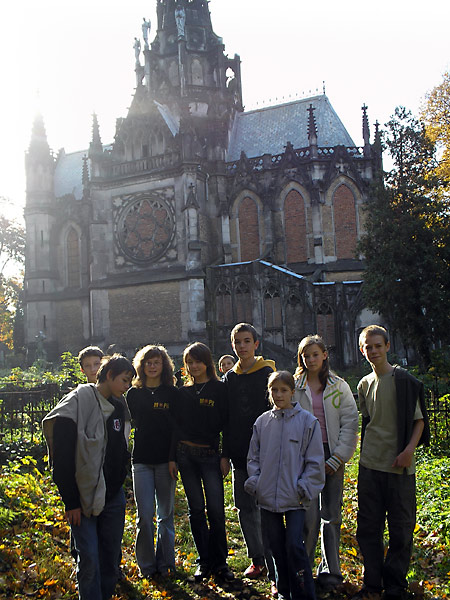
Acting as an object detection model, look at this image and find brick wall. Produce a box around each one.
[239,197,260,260]
[56,300,85,353]
[108,282,181,348]
[285,190,307,263]
[333,185,357,260]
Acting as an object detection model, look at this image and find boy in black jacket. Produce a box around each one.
[222,323,275,583]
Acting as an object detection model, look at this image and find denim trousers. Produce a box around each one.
[233,465,275,579]
[304,455,345,585]
[356,465,416,596]
[71,488,125,600]
[177,444,228,571]
[261,509,316,600]
[132,462,176,576]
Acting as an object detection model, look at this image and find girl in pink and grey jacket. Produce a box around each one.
[294,335,358,593]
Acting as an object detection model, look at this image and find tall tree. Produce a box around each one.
[422,70,450,181]
[0,198,25,350]
[359,107,450,367]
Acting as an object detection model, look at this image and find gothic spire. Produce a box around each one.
[362,104,370,151]
[28,112,51,159]
[89,113,103,158]
[307,104,318,158]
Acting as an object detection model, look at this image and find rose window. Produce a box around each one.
[117,195,175,263]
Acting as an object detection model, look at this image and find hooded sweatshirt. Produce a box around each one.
[223,356,275,468]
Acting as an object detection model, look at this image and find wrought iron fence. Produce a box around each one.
[0,384,62,444]
[0,382,448,450]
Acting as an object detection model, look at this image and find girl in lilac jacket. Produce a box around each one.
[245,371,324,600]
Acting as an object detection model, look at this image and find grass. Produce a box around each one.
[0,445,448,600]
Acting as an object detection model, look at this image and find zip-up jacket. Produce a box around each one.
[222,356,275,468]
[294,373,358,471]
[245,402,325,512]
[42,383,124,517]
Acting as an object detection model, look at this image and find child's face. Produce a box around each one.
[219,357,234,373]
[144,355,163,381]
[360,334,390,367]
[81,356,102,384]
[270,380,294,410]
[185,355,208,382]
[106,370,133,398]
[301,343,327,375]
[232,331,259,361]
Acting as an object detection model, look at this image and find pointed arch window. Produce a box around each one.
[66,227,81,288]
[284,190,307,263]
[238,197,260,261]
[286,293,303,341]
[191,59,204,85]
[316,302,335,346]
[333,185,357,259]
[264,285,282,329]
[235,281,252,323]
[216,283,232,326]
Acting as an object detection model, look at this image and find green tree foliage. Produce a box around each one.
[422,70,450,181]
[359,107,450,367]
[0,198,25,351]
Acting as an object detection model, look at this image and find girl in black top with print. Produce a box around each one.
[127,345,177,579]
[171,342,234,584]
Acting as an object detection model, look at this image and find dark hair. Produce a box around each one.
[295,334,330,391]
[218,354,236,367]
[96,354,136,383]
[78,346,104,367]
[231,322,258,343]
[359,325,389,347]
[132,345,174,387]
[183,342,218,385]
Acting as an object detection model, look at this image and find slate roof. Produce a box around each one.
[54,149,86,200]
[226,94,356,162]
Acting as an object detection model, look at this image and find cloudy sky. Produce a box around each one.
[1,0,448,217]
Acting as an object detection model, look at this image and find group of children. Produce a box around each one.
[42,323,429,600]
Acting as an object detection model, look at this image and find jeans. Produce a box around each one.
[356,465,416,596]
[261,509,316,600]
[304,448,344,585]
[132,462,176,576]
[177,444,228,571]
[233,465,275,579]
[71,488,125,600]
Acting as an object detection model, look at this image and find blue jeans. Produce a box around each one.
[71,488,125,600]
[261,509,316,600]
[132,462,176,576]
[177,444,228,571]
[234,465,275,580]
[304,447,344,585]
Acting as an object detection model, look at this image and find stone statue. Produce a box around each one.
[142,17,151,47]
[175,4,186,39]
[133,37,141,62]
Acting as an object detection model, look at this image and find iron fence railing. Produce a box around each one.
[0,383,448,449]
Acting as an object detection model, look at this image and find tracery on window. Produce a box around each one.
[264,285,282,328]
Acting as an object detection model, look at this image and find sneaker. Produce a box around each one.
[271,581,278,598]
[244,563,267,578]
[215,566,235,583]
[194,564,210,582]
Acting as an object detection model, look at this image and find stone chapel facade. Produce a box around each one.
[24,0,384,367]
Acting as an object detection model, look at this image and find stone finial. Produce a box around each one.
[362,103,370,147]
[307,103,318,146]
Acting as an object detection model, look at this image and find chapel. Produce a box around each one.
[24,0,383,367]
